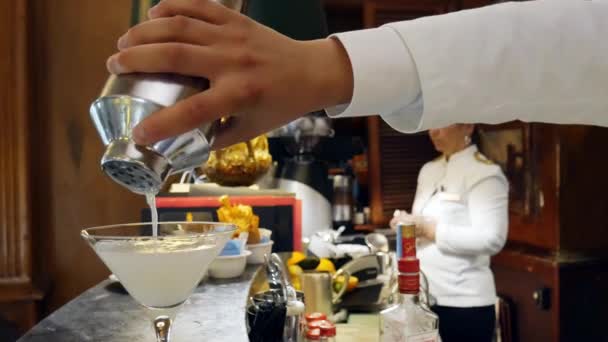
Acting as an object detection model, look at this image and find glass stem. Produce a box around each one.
[154,316,172,342]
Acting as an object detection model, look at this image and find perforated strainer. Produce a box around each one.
[90,75,219,194]
[102,160,162,194]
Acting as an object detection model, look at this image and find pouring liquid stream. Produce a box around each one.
[145,192,159,238]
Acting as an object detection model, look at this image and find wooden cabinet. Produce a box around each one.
[475,123,608,252]
[482,123,608,253]
[492,244,608,342]
[490,124,608,341]
[492,250,557,341]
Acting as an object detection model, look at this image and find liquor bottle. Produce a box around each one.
[380,223,439,341]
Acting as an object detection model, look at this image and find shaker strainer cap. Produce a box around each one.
[90,74,216,194]
[101,139,169,194]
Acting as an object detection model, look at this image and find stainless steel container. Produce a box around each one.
[332,174,353,223]
[90,0,247,195]
[300,269,350,317]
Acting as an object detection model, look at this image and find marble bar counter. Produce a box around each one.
[18,265,262,342]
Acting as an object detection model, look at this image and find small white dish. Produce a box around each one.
[246,240,274,264]
[258,228,272,242]
[208,250,252,279]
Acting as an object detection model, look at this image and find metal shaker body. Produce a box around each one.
[90,73,217,194]
[299,269,349,317]
[332,174,354,222]
[90,0,246,194]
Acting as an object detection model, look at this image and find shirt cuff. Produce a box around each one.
[324,27,422,119]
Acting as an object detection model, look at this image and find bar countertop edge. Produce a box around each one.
[18,265,262,342]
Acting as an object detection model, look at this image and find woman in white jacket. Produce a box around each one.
[390,124,508,342]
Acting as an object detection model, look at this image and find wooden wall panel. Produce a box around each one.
[378,124,437,221]
[0,0,32,290]
[0,0,44,333]
[368,117,384,223]
[0,302,37,334]
[29,0,146,314]
[364,0,450,27]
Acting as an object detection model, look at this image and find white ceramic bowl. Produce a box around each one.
[208,250,252,279]
[259,228,273,241]
[246,240,274,264]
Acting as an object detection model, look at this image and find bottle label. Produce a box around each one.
[402,236,416,258]
[398,274,419,293]
[400,224,416,258]
[400,223,416,238]
[407,330,439,342]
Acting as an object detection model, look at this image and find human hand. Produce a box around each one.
[107,0,354,148]
[390,210,436,242]
[390,210,412,230]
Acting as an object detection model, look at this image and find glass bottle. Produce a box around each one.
[381,222,439,342]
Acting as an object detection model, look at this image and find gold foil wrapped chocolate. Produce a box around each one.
[203,135,272,186]
[216,195,261,244]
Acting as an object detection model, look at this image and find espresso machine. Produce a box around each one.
[268,114,334,238]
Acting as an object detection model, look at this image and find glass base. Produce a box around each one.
[146,305,180,342]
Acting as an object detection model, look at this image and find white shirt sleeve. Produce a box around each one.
[326,0,608,132]
[324,27,423,121]
[434,176,509,256]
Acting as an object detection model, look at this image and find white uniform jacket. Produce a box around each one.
[412,145,508,307]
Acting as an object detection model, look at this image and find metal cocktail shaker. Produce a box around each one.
[90,0,247,195]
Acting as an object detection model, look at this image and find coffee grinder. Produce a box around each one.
[268,114,334,238]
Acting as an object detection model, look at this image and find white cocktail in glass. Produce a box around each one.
[81,222,236,342]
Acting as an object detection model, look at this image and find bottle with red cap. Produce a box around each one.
[304,313,337,341]
[306,328,321,341]
[379,223,439,341]
[305,321,337,341]
[319,320,336,342]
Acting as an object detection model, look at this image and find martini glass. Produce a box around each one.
[81,222,236,342]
